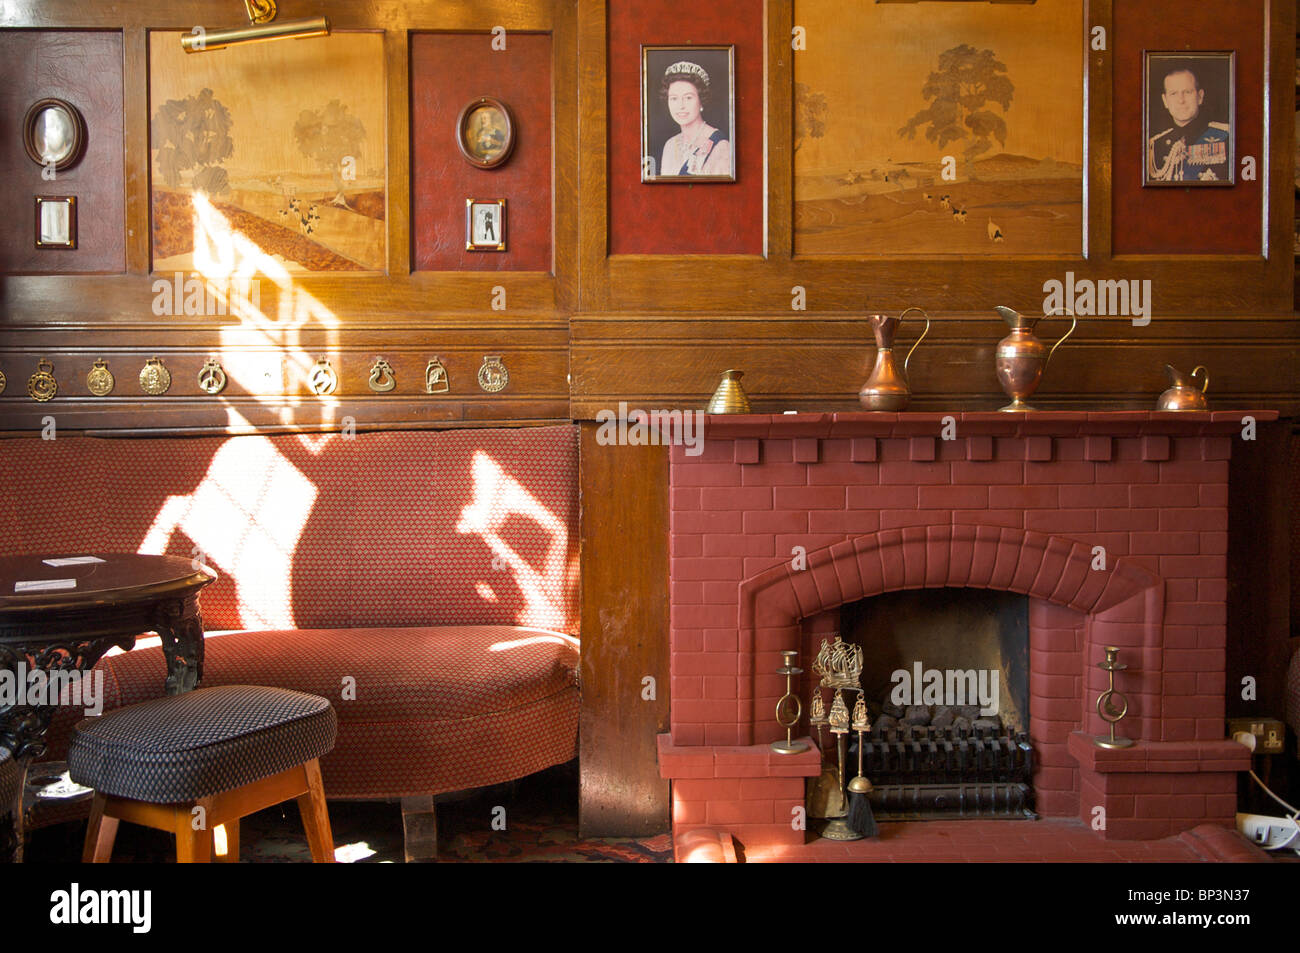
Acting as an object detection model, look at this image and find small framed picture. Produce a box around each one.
[1144,51,1234,186]
[456,97,515,169]
[641,45,735,183]
[34,195,77,249]
[466,199,506,251]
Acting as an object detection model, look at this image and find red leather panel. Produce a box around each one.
[410,33,553,272]
[0,30,125,274]
[1112,0,1263,254]
[608,0,765,255]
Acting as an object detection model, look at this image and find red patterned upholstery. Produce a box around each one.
[1,426,580,800]
[0,427,579,633]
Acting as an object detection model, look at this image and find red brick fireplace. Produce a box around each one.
[659,411,1274,851]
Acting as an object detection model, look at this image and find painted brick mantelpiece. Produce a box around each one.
[660,411,1276,848]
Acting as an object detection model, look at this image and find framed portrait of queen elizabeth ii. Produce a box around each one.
[641,46,735,183]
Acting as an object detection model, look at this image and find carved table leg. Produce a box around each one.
[0,646,53,864]
[0,635,142,861]
[156,597,205,695]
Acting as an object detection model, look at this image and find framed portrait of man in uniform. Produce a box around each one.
[1143,51,1234,187]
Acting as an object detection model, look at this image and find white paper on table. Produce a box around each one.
[42,556,106,567]
[14,578,78,593]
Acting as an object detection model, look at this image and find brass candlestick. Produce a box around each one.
[1094,645,1134,749]
[772,650,810,755]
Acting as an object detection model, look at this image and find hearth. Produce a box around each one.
[659,412,1272,851]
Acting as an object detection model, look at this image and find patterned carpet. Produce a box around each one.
[24,762,674,863]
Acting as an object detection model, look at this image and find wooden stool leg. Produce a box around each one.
[401,795,438,862]
[174,807,212,863]
[295,759,334,863]
[82,793,119,863]
[214,821,239,862]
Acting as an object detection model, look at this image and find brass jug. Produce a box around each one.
[706,368,752,414]
[994,306,1077,412]
[1156,364,1208,411]
[858,307,931,411]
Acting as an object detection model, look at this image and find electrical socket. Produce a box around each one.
[1227,718,1286,754]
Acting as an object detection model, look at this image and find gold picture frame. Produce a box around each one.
[641,45,736,183]
[466,198,506,251]
[1143,51,1235,187]
[34,195,77,249]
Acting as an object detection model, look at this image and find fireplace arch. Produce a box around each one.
[736,524,1164,747]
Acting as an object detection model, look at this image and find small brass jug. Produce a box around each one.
[706,368,752,414]
[994,306,1077,412]
[859,307,931,411]
[1156,364,1208,411]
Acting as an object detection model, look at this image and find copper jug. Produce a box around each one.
[859,308,930,411]
[1156,364,1208,411]
[994,306,1077,412]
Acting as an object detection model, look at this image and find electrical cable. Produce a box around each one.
[1247,769,1299,820]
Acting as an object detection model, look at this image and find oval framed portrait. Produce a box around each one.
[456,97,515,169]
[23,98,86,172]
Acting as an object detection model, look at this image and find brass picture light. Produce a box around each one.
[181,0,329,53]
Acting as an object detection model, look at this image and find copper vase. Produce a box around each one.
[1156,364,1209,410]
[859,308,930,411]
[994,306,1077,412]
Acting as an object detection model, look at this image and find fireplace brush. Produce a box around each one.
[846,695,878,838]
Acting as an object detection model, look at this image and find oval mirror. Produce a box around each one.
[23,98,86,171]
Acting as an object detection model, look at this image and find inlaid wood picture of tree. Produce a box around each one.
[149,32,386,274]
[793,0,1083,256]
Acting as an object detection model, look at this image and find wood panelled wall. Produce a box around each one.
[2,1,1297,837]
[0,0,578,433]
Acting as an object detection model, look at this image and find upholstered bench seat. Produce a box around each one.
[4,426,581,857]
[68,685,337,802]
[47,625,580,799]
[0,748,18,812]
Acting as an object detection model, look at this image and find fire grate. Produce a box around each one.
[853,725,1037,820]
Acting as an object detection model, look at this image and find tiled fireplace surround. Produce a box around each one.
[657,411,1277,852]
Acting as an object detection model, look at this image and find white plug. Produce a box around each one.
[1236,813,1300,851]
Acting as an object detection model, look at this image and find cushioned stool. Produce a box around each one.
[68,685,338,863]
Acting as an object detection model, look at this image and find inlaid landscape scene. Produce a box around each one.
[150,32,386,274]
[794,0,1083,257]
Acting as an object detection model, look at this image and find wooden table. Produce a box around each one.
[0,553,216,862]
